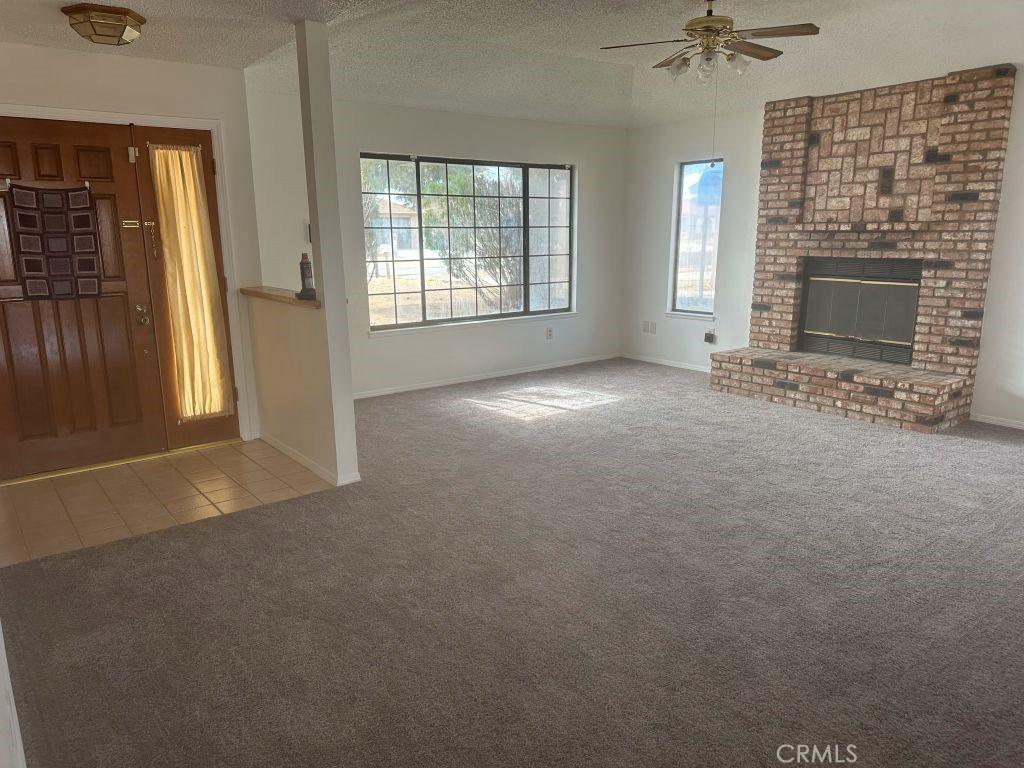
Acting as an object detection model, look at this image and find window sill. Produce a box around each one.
[368,311,579,338]
[664,311,715,321]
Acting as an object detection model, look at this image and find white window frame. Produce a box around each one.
[667,158,723,318]
[359,153,575,330]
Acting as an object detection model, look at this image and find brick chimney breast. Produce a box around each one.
[713,65,1016,432]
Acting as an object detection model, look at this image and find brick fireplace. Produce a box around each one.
[710,65,1016,433]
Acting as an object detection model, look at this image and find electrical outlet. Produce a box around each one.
[545,327,553,340]
[704,327,717,344]
[642,320,658,335]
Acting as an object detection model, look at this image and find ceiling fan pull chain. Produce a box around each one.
[711,65,719,160]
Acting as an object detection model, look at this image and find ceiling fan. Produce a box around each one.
[602,0,819,83]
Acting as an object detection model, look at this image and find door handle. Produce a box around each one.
[138,315,151,326]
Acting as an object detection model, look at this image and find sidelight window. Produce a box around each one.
[149,144,234,421]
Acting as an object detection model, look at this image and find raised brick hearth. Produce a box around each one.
[711,348,969,433]
[710,65,1016,432]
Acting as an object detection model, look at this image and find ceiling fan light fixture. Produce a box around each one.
[695,50,718,83]
[61,4,146,46]
[726,53,749,75]
[668,57,690,80]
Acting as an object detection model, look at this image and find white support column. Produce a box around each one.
[295,20,359,484]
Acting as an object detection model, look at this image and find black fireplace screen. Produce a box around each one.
[799,258,922,364]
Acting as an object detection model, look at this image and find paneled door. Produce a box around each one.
[0,117,167,480]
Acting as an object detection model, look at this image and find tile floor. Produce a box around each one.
[0,440,332,567]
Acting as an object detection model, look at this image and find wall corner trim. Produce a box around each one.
[335,472,362,486]
[258,432,342,485]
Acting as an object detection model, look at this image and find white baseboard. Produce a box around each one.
[0,618,26,768]
[620,353,711,374]
[353,354,621,399]
[970,413,1024,431]
[257,433,361,487]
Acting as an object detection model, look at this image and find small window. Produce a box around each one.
[360,154,573,329]
[671,160,723,314]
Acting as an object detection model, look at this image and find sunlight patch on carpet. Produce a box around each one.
[465,386,620,421]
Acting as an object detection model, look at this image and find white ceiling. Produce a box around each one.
[0,0,372,68]
[4,1,1024,127]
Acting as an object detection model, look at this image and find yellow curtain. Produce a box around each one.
[149,145,233,422]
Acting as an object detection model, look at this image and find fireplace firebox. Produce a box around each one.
[798,258,921,365]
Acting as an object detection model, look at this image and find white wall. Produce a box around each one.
[0,41,263,439]
[974,88,1024,429]
[246,298,343,482]
[622,110,762,372]
[622,91,1024,428]
[245,88,627,396]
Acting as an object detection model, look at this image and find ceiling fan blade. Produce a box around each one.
[724,39,783,60]
[733,23,819,39]
[653,46,698,69]
[601,38,689,50]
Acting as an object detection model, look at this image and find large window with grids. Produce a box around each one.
[360,154,573,328]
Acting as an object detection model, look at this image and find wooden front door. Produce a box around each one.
[0,117,238,481]
[0,117,166,480]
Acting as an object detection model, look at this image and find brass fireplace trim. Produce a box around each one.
[801,329,913,348]
[808,276,918,287]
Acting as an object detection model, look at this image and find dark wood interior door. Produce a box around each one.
[0,117,167,480]
[133,125,239,448]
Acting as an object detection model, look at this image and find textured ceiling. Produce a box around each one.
[4,1,1023,127]
[246,0,1024,127]
[0,0,375,68]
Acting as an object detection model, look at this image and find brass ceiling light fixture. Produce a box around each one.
[61,4,146,46]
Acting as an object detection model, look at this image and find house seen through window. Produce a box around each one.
[360,154,573,328]
[672,160,723,315]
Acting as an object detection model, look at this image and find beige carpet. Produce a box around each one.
[1,359,1022,767]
